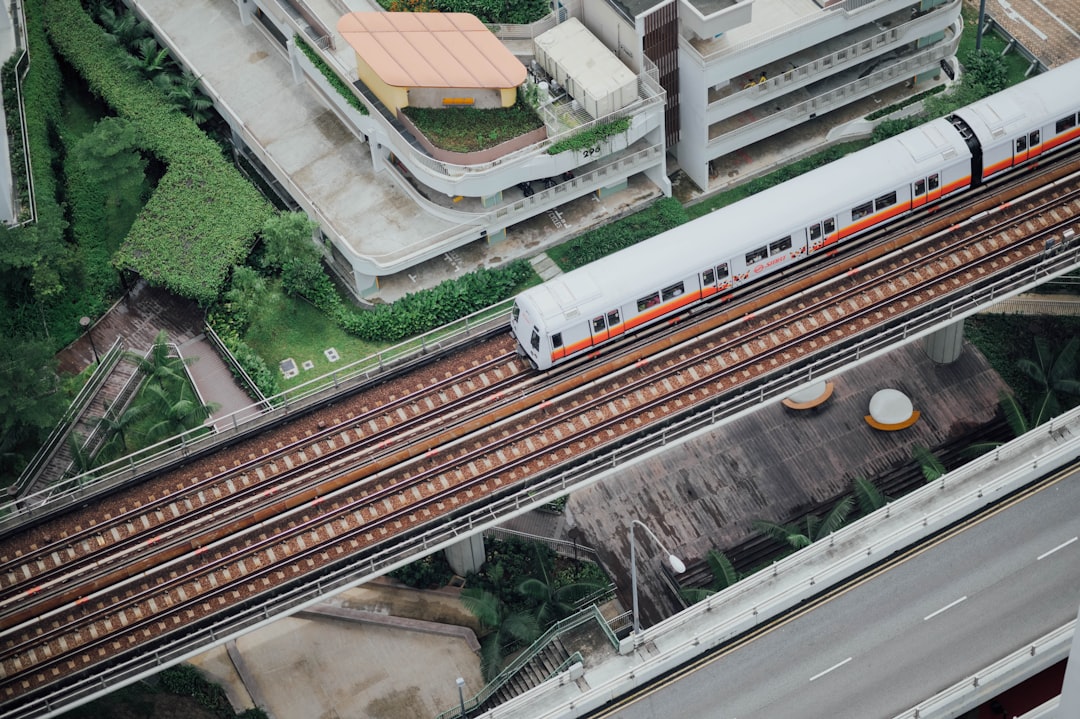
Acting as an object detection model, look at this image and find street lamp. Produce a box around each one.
[79,316,100,364]
[630,519,685,636]
[456,677,466,717]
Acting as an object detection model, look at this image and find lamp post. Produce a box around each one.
[630,519,685,636]
[456,677,466,717]
[79,316,100,364]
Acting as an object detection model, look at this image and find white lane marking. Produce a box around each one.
[1037,536,1078,561]
[924,595,968,622]
[809,657,852,682]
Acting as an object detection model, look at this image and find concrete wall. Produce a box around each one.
[408,86,509,110]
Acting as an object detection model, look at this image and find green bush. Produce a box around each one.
[159,664,267,719]
[44,0,273,305]
[547,117,631,156]
[548,197,687,271]
[389,552,456,589]
[294,35,367,116]
[208,308,281,399]
[864,84,946,121]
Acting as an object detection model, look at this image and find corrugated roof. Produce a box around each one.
[337,12,526,89]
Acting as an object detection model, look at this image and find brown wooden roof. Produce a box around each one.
[336,12,527,89]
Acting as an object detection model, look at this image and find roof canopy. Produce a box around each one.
[337,12,527,89]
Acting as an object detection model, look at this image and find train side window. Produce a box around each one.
[661,282,684,300]
[593,316,606,332]
[822,218,835,235]
[716,263,729,280]
[851,202,872,221]
[702,267,715,285]
[530,328,540,350]
[874,192,896,210]
[1029,130,1040,146]
[746,246,767,264]
[637,292,660,312]
[770,236,792,254]
[915,178,926,196]
[551,332,563,348]
[512,304,520,322]
[608,309,620,326]
[928,174,939,191]
[1056,114,1077,133]
[1016,135,1027,152]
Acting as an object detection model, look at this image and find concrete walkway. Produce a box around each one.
[57,281,260,429]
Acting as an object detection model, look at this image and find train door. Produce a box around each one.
[606,309,622,339]
[1014,133,1029,165]
[1027,129,1042,160]
[809,217,837,252]
[590,314,609,346]
[701,266,716,298]
[927,173,941,202]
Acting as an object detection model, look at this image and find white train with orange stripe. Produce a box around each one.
[511,59,1080,370]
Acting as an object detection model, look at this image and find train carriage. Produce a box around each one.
[951,61,1080,181]
[512,59,1080,370]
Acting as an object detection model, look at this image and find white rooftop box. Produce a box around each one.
[534,17,637,119]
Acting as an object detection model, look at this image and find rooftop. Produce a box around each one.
[336,12,526,88]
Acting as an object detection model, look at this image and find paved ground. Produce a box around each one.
[56,281,258,426]
[968,0,1080,68]
[188,579,485,719]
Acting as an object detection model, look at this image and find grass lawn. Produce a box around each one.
[243,282,392,392]
[958,5,1034,84]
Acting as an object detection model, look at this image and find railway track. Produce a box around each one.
[2,162,1079,710]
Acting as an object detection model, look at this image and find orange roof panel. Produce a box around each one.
[337,12,527,89]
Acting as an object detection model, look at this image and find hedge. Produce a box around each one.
[42,0,273,305]
[547,197,687,271]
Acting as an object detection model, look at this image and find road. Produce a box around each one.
[602,473,1080,719]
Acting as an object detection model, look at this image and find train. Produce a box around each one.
[510,58,1080,370]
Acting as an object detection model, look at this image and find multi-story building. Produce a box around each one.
[575,0,963,189]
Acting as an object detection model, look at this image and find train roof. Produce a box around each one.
[521,116,970,325]
[950,58,1080,145]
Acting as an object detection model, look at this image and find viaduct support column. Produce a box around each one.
[444,533,485,576]
[923,319,964,364]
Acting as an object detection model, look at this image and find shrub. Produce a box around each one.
[547,117,632,156]
[294,35,367,116]
[548,197,687,271]
[44,0,273,305]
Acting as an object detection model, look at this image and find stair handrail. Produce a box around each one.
[11,336,125,498]
[434,605,616,719]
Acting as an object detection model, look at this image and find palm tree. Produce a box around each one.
[125,330,195,394]
[99,6,150,52]
[1017,336,1080,425]
[681,550,739,604]
[753,496,854,550]
[851,476,890,517]
[166,72,215,125]
[139,382,218,445]
[912,444,945,482]
[516,547,606,626]
[124,37,174,83]
[93,401,149,461]
[460,588,540,681]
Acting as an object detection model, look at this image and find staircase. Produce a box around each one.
[485,636,574,708]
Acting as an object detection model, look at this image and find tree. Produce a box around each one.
[851,476,889,517]
[516,547,605,626]
[259,212,321,272]
[165,71,215,125]
[912,444,946,483]
[1016,336,1080,425]
[98,5,151,52]
[123,37,174,82]
[125,330,195,393]
[460,588,540,681]
[0,338,67,480]
[681,550,739,604]
[753,496,854,550]
[223,266,269,334]
[70,118,147,207]
[139,382,217,444]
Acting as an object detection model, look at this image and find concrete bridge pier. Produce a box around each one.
[923,318,964,364]
[444,533,485,576]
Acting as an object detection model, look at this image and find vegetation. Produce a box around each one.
[158,664,268,719]
[402,103,543,153]
[379,0,551,24]
[548,197,687,271]
[45,0,273,305]
[294,35,367,116]
[546,117,632,155]
[390,551,457,589]
[680,550,739,604]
